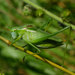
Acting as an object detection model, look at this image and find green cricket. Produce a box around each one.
[11,25,70,53]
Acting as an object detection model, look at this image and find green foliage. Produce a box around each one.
[23,5,32,16]
[0,0,75,75]
[35,9,43,17]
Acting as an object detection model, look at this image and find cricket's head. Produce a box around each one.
[11,27,27,39]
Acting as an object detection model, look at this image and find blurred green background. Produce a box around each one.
[0,0,75,75]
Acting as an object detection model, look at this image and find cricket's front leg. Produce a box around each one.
[11,35,22,45]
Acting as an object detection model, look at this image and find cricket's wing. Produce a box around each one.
[36,39,63,49]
